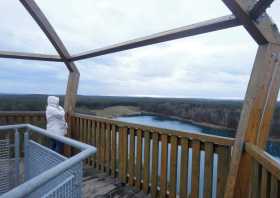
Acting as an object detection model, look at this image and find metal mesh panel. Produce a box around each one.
[0,138,11,195]
[26,140,82,198]
[42,175,75,198]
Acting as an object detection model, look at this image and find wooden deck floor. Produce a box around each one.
[82,169,149,198]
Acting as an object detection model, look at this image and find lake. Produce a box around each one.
[116,115,234,137]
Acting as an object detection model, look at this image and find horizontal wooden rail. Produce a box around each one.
[70,15,240,61]
[246,143,280,198]
[0,111,45,127]
[0,51,62,62]
[71,113,234,197]
[74,113,235,146]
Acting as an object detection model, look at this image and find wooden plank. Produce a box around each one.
[170,136,178,198]
[74,113,235,146]
[151,133,159,198]
[222,0,280,45]
[73,116,79,154]
[180,138,189,198]
[82,119,87,143]
[0,50,62,62]
[260,167,269,198]
[128,128,135,186]
[106,123,111,174]
[136,129,143,189]
[143,131,151,193]
[101,122,106,171]
[225,44,280,198]
[217,146,230,198]
[270,175,278,198]
[119,127,124,180]
[78,118,82,142]
[70,15,240,61]
[204,142,214,198]
[96,122,100,170]
[122,127,128,182]
[85,119,90,164]
[191,140,200,198]
[91,120,96,167]
[111,125,116,177]
[160,134,168,198]
[250,160,261,198]
[119,127,128,182]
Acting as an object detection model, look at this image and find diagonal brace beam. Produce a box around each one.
[70,15,240,61]
[250,0,274,20]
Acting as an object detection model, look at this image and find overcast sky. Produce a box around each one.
[0,0,280,99]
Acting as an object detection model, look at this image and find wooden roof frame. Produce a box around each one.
[0,1,280,197]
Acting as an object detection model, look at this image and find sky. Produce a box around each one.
[0,0,280,99]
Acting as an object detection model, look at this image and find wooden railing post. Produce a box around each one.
[225,44,280,198]
[64,71,80,117]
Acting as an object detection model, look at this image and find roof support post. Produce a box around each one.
[224,43,280,198]
[64,71,80,115]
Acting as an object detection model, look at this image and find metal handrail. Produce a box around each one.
[0,124,96,198]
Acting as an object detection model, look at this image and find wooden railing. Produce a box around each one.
[0,111,45,127]
[71,113,235,198]
[246,143,280,198]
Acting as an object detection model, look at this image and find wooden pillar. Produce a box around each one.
[64,69,80,148]
[64,70,80,115]
[225,43,280,198]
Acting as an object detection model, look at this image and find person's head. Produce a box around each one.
[47,96,59,107]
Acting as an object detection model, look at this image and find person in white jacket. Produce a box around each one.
[46,96,67,154]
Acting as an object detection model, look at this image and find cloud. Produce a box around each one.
[0,0,280,98]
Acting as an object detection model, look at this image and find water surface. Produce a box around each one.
[116,115,234,137]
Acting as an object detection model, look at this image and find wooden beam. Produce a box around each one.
[250,0,275,20]
[222,0,280,45]
[70,15,240,61]
[224,43,280,198]
[20,0,78,72]
[0,51,62,62]
[20,0,80,115]
[64,72,80,114]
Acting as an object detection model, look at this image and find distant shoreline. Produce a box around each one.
[89,105,235,133]
[118,111,236,133]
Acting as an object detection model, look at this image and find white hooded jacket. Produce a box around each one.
[46,96,67,136]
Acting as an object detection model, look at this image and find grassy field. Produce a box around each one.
[77,105,141,118]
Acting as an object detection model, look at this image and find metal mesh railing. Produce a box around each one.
[0,138,11,194]
[0,124,96,198]
[26,140,82,198]
[42,175,75,198]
